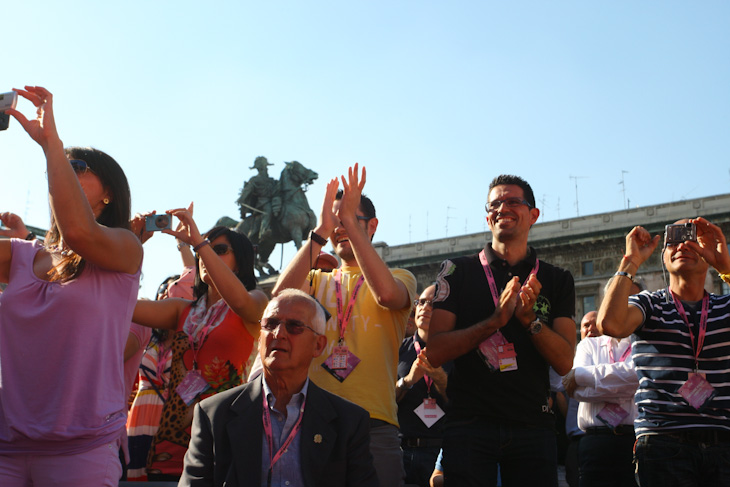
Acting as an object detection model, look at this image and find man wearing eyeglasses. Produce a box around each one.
[427,174,576,487]
[598,218,730,487]
[397,284,452,487]
[179,289,378,487]
[273,164,417,487]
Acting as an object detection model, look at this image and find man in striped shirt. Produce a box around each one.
[598,217,730,487]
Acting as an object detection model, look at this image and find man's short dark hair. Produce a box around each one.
[335,190,376,219]
[488,175,536,208]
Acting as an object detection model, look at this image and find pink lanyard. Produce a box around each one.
[608,341,632,364]
[670,290,709,371]
[412,336,433,395]
[334,270,365,343]
[156,345,172,380]
[187,304,227,369]
[262,392,306,486]
[478,250,539,307]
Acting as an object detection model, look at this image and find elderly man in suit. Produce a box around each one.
[179,288,378,487]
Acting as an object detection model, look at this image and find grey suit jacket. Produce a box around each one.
[179,377,379,487]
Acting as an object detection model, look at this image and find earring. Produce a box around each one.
[103,198,110,205]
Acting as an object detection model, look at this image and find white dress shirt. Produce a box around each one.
[573,335,639,431]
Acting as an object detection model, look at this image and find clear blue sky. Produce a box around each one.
[4,1,730,298]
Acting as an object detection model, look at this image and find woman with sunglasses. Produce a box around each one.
[132,209,268,481]
[0,86,143,486]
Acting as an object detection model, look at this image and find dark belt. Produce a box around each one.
[402,437,443,448]
[369,418,391,429]
[662,429,730,445]
[585,425,635,436]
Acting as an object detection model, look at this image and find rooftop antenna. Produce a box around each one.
[426,211,429,240]
[446,207,457,237]
[619,170,629,209]
[569,175,587,217]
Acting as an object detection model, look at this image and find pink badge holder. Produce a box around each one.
[176,369,211,405]
[322,346,361,383]
[678,372,717,411]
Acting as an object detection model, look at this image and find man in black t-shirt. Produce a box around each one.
[427,174,576,487]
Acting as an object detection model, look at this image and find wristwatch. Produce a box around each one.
[528,319,543,336]
[397,377,412,390]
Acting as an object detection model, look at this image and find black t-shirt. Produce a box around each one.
[397,334,453,439]
[432,244,575,428]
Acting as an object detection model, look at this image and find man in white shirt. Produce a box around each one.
[563,307,639,487]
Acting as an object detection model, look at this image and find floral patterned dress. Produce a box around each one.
[145,298,259,478]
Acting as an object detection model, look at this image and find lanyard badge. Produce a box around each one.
[671,291,716,410]
[321,271,364,382]
[476,250,540,373]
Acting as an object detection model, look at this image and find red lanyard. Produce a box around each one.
[412,336,433,395]
[334,270,365,342]
[608,340,632,364]
[478,250,539,307]
[670,290,709,371]
[262,391,306,486]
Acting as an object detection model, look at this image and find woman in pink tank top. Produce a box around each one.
[0,86,144,487]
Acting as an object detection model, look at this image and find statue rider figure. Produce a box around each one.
[237,156,281,242]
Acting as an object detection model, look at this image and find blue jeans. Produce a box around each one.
[442,417,557,487]
[634,434,730,487]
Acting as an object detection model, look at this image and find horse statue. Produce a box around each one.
[235,160,318,276]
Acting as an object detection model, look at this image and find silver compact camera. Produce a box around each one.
[664,222,697,246]
[0,91,17,131]
[145,214,173,232]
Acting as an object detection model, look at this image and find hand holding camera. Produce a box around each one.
[4,86,61,150]
[163,206,204,249]
[683,217,730,275]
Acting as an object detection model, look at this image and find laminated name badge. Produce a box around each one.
[678,372,717,411]
[176,369,211,406]
[414,398,445,428]
[497,343,517,372]
[596,403,629,429]
[478,331,517,372]
[322,345,361,383]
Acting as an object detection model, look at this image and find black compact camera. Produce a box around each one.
[145,214,173,232]
[664,222,697,246]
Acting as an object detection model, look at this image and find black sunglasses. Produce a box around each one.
[260,317,320,335]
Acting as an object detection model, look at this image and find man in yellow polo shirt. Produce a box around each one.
[273,164,417,487]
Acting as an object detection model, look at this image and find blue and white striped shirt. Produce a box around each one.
[629,289,730,437]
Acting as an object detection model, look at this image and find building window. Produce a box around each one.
[582,261,594,277]
[582,295,596,314]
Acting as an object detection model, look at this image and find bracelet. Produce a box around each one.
[192,238,210,252]
[719,272,730,285]
[177,242,190,251]
[24,232,36,241]
[309,230,328,246]
[614,271,635,283]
